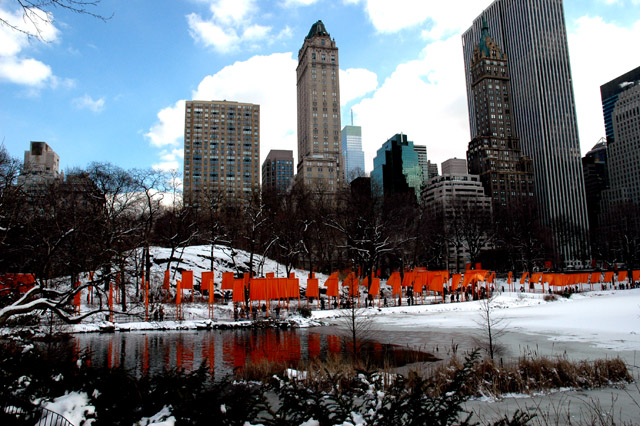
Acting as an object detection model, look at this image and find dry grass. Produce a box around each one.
[425,354,633,398]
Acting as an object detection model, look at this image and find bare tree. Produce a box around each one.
[336,290,376,362]
[0,0,110,40]
[474,294,508,361]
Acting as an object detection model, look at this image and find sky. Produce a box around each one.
[1,0,640,182]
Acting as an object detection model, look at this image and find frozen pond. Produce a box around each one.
[73,327,438,377]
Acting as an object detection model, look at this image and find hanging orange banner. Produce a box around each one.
[176,280,182,305]
[201,271,214,292]
[388,272,402,296]
[306,278,319,299]
[369,278,380,295]
[451,274,462,291]
[232,279,244,302]
[221,272,234,290]
[181,271,194,290]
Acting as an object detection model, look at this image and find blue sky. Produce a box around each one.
[1,0,639,179]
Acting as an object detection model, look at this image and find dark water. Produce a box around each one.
[73,328,437,377]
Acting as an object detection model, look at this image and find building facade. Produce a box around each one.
[262,149,294,194]
[462,0,590,266]
[18,141,61,189]
[465,16,535,212]
[600,65,640,144]
[601,80,640,206]
[183,100,260,206]
[341,125,365,182]
[582,139,608,240]
[296,20,343,194]
[422,159,492,271]
[371,134,423,202]
[413,144,429,184]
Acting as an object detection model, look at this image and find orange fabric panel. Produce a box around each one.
[618,271,628,282]
[634,271,640,281]
[181,270,194,290]
[530,273,542,283]
[369,278,380,295]
[287,277,300,298]
[603,271,614,282]
[429,275,444,293]
[232,279,244,302]
[451,274,462,291]
[201,271,214,292]
[266,272,275,278]
[361,276,369,289]
[402,271,415,287]
[163,270,170,290]
[278,278,288,298]
[250,278,266,301]
[326,278,339,297]
[306,278,319,298]
[507,272,513,285]
[520,272,529,284]
[542,274,554,284]
[387,272,402,296]
[221,272,234,290]
[486,272,495,284]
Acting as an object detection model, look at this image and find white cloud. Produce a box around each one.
[72,94,105,113]
[153,148,184,171]
[0,56,52,85]
[339,68,378,106]
[145,100,186,148]
[186,13,240,53]
[208,0,256,25]
[568,15,640,152]
[187,0,277,53]
[146,53,297,170]
[242,24,270,41]
[351,34,469,171]
[0,5,60,87]
[283,0,319,6]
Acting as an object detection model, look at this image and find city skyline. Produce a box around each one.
[1,0,639,182]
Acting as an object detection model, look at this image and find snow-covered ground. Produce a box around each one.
[313,289,640,353]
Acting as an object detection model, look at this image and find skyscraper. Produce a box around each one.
[600,65,640,144]
[462,0,590,265]
[413,144,429,184]
[341,125,365,182]
[183,100,260,206]
[371,133,423,202]
[262,149,294,194]
[465,16,535,212]
[296,20,343,194]
[601,77,640,206]
[581,139,608,240]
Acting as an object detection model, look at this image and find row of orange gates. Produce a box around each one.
[3,268,638,322]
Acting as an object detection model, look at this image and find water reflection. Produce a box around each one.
[75,328,436,378]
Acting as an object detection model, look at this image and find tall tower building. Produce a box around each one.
[465,16,535,212]
[462,0,590,266]
[296,20,342,194]
[601,78,640,206]
[262,149,294,194]
[582,139,608,239]
[371,133,423,202]
[413,144,429,184]
[341,125,365,182]
[183,100,260,206]
[600,65,640,144]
